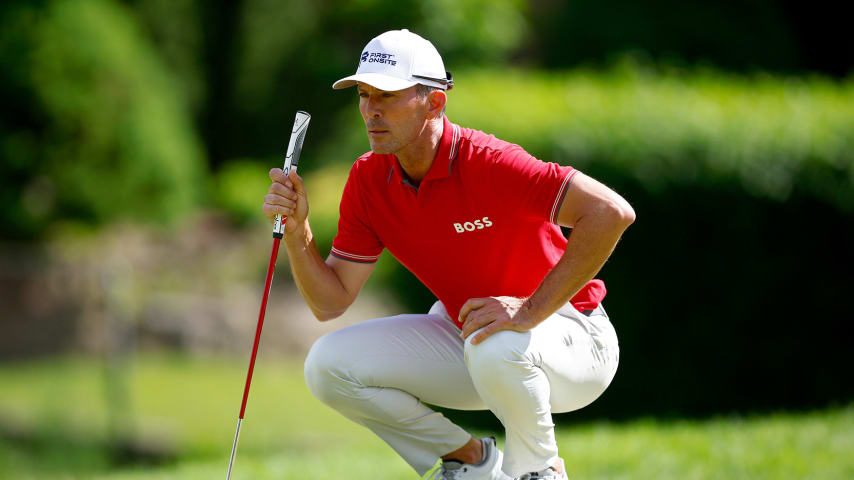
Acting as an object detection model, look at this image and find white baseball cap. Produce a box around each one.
[332,29,453,92]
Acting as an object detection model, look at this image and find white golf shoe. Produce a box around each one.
[514,458,569,480]
[430,437,511,480]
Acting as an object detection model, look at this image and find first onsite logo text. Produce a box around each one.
[361,51,397,66]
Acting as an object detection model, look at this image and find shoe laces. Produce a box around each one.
[516,469,559,480]
[429,462,469,479]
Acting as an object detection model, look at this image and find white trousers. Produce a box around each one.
[303,301,619,477]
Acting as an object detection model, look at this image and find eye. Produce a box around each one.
[358,92,368,98]
[382,92,393,98]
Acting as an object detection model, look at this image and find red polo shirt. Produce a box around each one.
[331,116,606,327]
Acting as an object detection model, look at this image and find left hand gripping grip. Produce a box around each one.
[273,111,311,238]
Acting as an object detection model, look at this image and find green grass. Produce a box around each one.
[1,354,852,479]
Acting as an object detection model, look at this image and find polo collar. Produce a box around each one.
[386,116,461,187]
[424,116,461,181]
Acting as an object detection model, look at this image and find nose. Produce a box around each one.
[363,94,382,119]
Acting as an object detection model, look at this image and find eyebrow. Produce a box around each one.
[357,88,393,95]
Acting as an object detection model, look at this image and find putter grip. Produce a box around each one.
[273,111,311,238]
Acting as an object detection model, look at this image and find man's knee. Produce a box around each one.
[464,329,532,383]
[304,332,353,407]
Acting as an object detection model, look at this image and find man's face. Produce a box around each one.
[357,83,429,155]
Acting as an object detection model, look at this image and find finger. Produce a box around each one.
[269,182,297,201]
[289,170,306,195]
[461,311,493,339]
[458,297,487,325]
[263,193,296,209]
[269,168,287,184]
[470,320,507,345]
[262,202,294,218]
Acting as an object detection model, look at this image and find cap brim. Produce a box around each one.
[332,73,418,91]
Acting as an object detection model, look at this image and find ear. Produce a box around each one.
[427,89,447,118]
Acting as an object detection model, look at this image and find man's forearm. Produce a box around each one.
[524,203,634,323]
[284,220,353,319]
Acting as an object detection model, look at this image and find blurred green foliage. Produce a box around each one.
[0,0,205,239]
[453,63,854,209]
[129,0,529,170]
[213,160,274,225]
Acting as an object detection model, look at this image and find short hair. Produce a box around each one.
[415,83,446,115]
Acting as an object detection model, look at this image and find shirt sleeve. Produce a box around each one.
[330,162,384,263]
[489,145,578,224]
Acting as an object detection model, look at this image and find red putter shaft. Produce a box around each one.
[226,233,282,480]
[227,110,309,480]
[226,225,283,480]
[239,234,281,418]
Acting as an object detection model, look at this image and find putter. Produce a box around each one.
[226,111,311,480]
